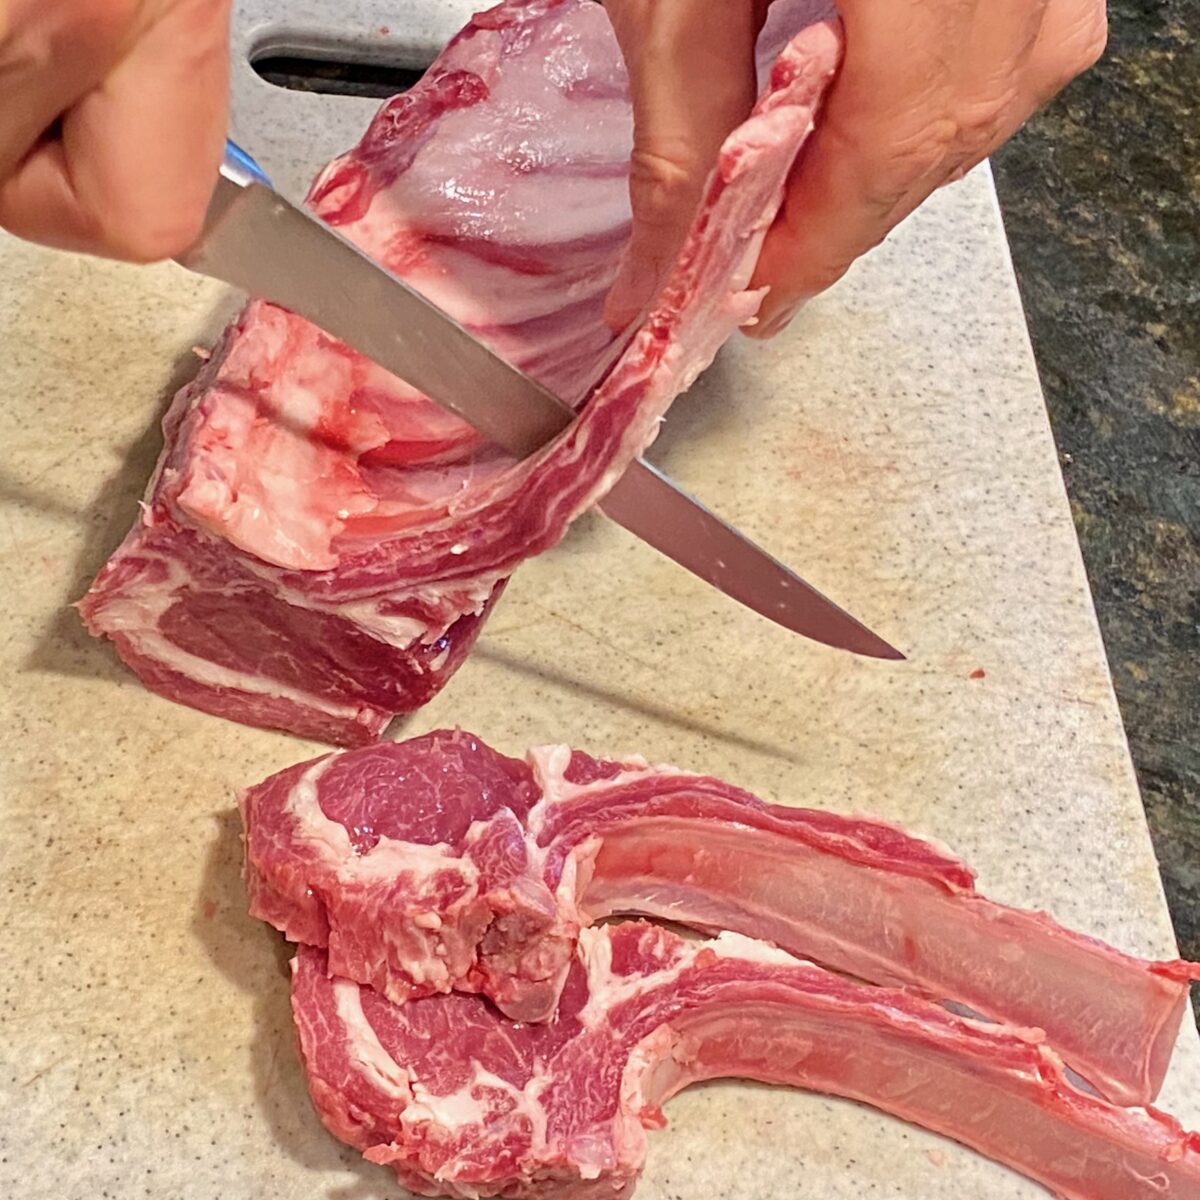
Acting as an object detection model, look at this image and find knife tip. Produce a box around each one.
[851,631,906,661]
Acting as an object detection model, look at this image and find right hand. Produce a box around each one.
[0,0,231,261]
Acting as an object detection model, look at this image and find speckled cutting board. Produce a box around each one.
[0,3,1196,1197]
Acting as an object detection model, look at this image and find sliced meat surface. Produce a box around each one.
[291,921,1200,1200]
[79,0,842,745]
[241,729,1200,1105]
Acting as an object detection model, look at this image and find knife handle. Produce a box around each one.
[222,139,272,189]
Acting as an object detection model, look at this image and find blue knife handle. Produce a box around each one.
[222,139,272,189]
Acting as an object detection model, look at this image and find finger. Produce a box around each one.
[0,0,231,260]
[1024,0,1107,103]
[603,0,766,329]
[750,0,1106,338]
[749,0,986,336]
[0,0,134,179]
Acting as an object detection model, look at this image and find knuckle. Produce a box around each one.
[627,146,703,229]
[68,204,107,251]
[802,256,857,298]
[955,92,1018,152]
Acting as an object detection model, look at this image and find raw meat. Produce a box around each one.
[240,729,1200,1106]
[79,0,842,745]
[291,921,1200,1200]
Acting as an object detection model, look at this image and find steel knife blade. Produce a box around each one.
[173,142,902,660]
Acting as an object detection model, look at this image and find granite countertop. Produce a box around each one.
[992,0,1199,962]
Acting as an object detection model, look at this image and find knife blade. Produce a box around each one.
[174,141,902,660]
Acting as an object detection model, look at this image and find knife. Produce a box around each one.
[175,141,902,661]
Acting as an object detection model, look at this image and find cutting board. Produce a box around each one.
[1,3,1196,1197]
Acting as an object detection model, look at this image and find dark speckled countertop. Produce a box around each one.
[992,0,1199,962]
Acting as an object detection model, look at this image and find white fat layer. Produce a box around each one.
[405,1079,488,1130]
[332,600,432,648]
[282,755,353,857]
[576,928,806,1030]
[334,977,414,1100]
[103,544,485,691]
[344,837,466,884]
[576,930,686,1030]
[615,1026,674,1165]
[528,745,574,803]
[237,551,501,623]
[403,1064,526,1133]
[707,929,806,968]
[551,835,599,924]
[525,744,694,838]
[619,1027,676,1115]
[138,628,363,715]
[523,1064,554,1156]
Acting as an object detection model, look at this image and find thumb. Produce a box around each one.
[603,0,764,330]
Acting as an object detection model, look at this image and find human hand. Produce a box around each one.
[0,0,231,261]
[603,0,1107,336]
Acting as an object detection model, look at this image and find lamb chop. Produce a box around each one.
[291,920,1200,1200]
[242,729,1200,1106]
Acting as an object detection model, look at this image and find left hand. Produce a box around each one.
[0,0,231,261]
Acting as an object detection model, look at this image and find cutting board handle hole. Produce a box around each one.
[250,39,432,99]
